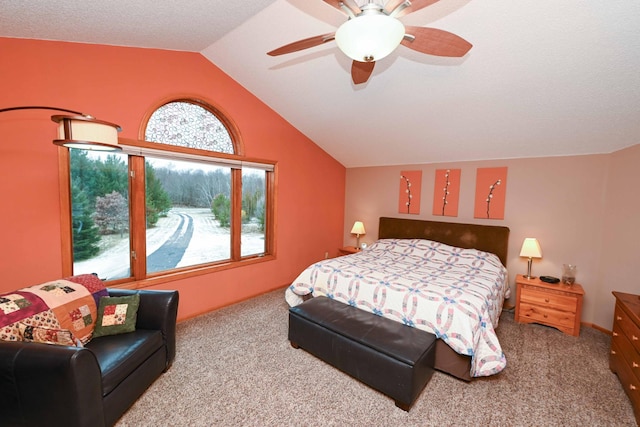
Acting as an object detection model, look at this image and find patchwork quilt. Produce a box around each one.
[285,239,510,377]
[0,274,107,345]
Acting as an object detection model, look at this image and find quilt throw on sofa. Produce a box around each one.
[0,274,108,345]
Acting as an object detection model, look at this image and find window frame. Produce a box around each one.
[140,97,243,156]
[59,100,277,289]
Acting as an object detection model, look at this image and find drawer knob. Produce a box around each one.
[633,335,639,341]
[543,314,548,318]
[617,316,622,321]
[613,332,618,337]
[544,298,550,303]
[611,350,617,355]
[631,384,637,391]
[633,362,639,368]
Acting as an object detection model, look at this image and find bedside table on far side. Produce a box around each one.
[338,246,360,256]
[515,274,584,336]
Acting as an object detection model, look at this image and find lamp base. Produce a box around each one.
[524,258,536,280]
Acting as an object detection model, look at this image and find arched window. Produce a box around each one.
[62,98,275,286]
[145,100,235,153]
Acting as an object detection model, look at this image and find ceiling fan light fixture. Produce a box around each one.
[335,13,405,63]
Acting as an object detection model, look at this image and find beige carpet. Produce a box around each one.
[116,288,636,426]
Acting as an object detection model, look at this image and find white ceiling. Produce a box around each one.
[2,0,639,167]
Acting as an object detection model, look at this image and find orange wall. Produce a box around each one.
[0,37,346,321]
[345,147,640,330]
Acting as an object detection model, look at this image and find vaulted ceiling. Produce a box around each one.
[2,0,639,167]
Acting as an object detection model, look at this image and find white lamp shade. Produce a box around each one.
[519,238,542,258]
[350,221,366,235]
[335,14,405,62]
[53,114,121,151]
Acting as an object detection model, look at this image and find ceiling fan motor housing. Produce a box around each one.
[335,8,405,63]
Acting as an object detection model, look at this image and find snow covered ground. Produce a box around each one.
[74,207,264,280]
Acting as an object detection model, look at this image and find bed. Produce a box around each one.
[285,217,510,381]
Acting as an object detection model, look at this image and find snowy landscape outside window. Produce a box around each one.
[67,99,273,283]
[71,150,131,280]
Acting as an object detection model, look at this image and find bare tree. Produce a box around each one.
[94,191,128,236]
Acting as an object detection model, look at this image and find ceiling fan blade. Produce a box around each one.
[401,26,472,57]
[387,0,439,18]
[351,61,375,84]
[323,0,361,15]
[267,33,336,56]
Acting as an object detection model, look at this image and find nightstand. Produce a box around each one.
[338,246,360,256]
[514,274,584,336]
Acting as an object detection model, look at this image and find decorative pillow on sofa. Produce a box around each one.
[17,322,81,347]
[92,294,140,338]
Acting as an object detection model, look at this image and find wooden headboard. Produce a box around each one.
[378,217,510,267]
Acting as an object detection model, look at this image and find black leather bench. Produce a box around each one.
[288,296,437,411]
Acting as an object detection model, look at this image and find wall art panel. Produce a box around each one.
[474,167,507,219]
[432,168,460,217]
[398,171,422,214]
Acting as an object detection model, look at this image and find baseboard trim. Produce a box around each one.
[582,321,611,335]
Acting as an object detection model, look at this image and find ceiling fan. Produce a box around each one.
[267,0,472,84]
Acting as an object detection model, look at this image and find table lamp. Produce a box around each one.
[519,238,542,279]
[350,221,366,248]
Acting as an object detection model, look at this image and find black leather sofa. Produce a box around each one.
[0,288,179,427]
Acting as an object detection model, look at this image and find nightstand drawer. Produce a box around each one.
[518,302,576,329]
[615,303,640,355]
[613,322,640,383]
[520,287,578,313]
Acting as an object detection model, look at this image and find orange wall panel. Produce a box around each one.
[0,37,346,321]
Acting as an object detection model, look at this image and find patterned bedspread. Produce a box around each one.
[285,239,510,377]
